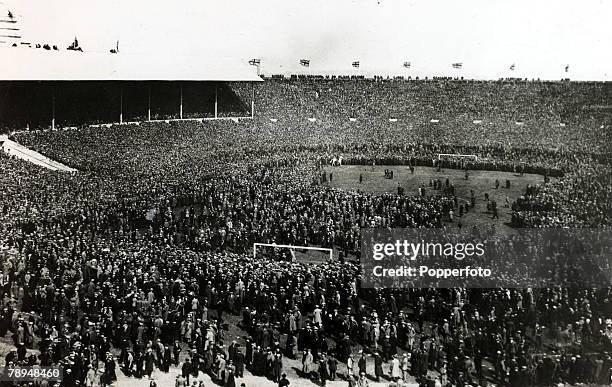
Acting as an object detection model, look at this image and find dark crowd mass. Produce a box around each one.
[0,77,611,387]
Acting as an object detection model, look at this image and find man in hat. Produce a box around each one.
[105,353,117,384]
[391,354,401,381]
[245,337,253,367]
[358,351,367,376]
[401,353,410,381]
[228,340,239,363]
[272,351,283,383]
[313,305,323,326]
[191,349,200,379]
[134,349,144,378]
[406,324,416,350]
[182,357,192,385]
[327,355,337,381]
[302,349,313,378]
[284,332,295,359]
[64,368,76,386]
[173,341,182,366]
[347,353,354,377]
[374,352,383,381]
[216,353,226,382]
[318,357,329,386]
[254,346,265,376]
[145,348,156,379]
[279,372,290,387]
[357,372,369,387]
[234,347,244,377]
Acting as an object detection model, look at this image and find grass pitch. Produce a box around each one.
[323,165,548,236]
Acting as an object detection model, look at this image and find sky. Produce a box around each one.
[2,0,612,80]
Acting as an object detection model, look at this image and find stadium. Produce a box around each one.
[1,1,612,387]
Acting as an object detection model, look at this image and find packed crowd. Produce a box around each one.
[0,78,610,387]
[512,163,612,228]
[236,78,612,155]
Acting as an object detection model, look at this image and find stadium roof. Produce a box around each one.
[0,47,263,82]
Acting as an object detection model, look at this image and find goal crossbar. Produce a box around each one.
[253,243,333,260]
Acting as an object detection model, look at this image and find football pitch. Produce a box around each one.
[323,164,549,236]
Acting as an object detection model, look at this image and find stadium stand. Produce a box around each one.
[0,77,611,386]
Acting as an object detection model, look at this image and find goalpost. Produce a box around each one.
[253,243,333,261]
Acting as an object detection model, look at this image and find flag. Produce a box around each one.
[565,64,569,72]
[110,40,119,54]
[249,58,261,66]
[403,61,411,68]
[352,61,360,68]
[452,62,463,69]
[510,63,515,71]
[300,59,310,67]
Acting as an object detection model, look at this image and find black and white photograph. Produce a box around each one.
[0,0,611,386]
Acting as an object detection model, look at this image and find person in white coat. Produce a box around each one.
[390,355,402,381]
[313,305,323,325]
[347,353,354,377]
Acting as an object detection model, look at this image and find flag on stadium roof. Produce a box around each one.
[352,61,360,68]
[249,58,261,66]
[403,61,411,68]
[67,36,82,52]
[565,64,570,72]
[300,59,310,67]
[452,62,463,69]
[110,41,119,54]
[510,63,515,71]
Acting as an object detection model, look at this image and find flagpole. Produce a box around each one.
[403,62,410,79]
[51,85,55,130]
[179,83,183,120]
[119,86,123,124]
[251,82,255,119]
[299,59,311,76]
[147,85,151,121]
[249,59,261,77]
